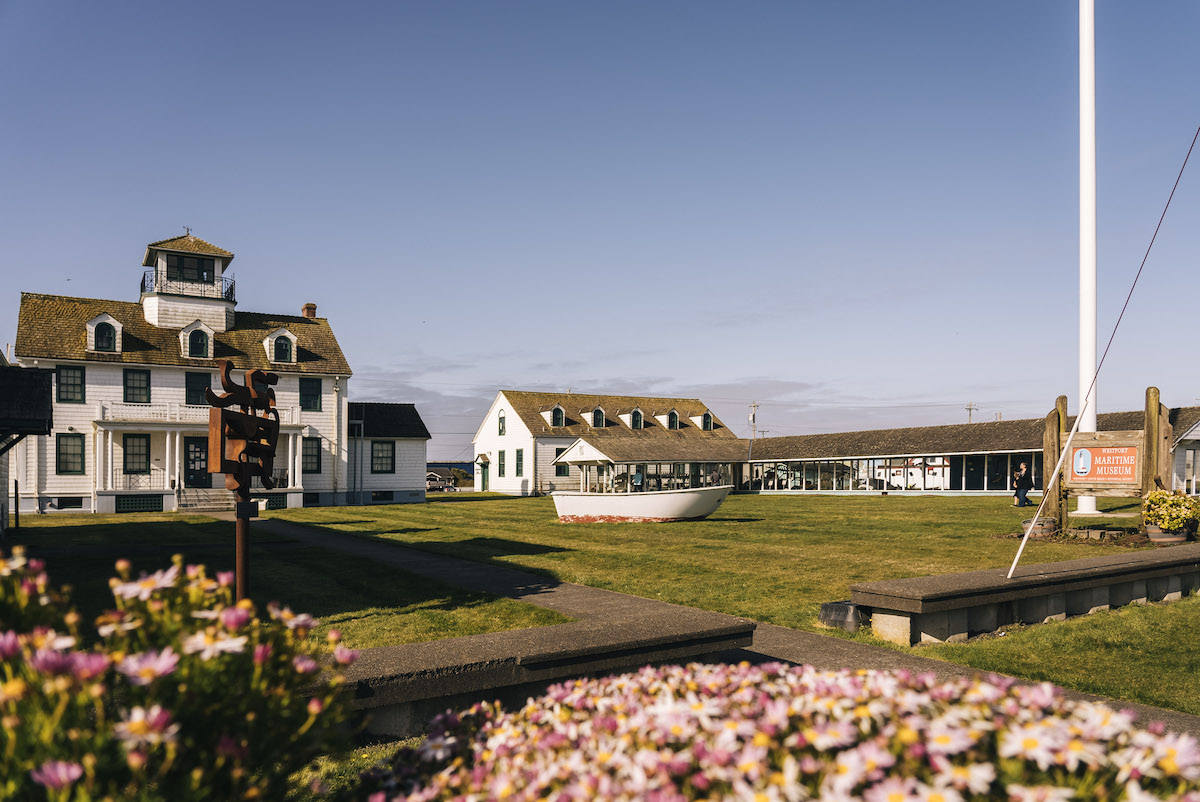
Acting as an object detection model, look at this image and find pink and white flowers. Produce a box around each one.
[117,647,179,686]
[112,565,180,601]
[362,663,1200,802]
[181,629,248,660]
[114,705,180,748]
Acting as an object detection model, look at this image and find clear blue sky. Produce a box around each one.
[2,2,1197,460]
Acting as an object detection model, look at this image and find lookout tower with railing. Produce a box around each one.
[140,234,236,332]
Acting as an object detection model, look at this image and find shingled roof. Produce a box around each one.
[15,293,351,376]
[748,406,1200,461]
[498,390,737,440]
[570,436,750,463]
[348,402,430,439]
[143,235,233,264]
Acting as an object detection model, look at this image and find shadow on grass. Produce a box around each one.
[416,537,571,558]
[425,495,542,504]
[707,517,766,523]
[376,527,440,536]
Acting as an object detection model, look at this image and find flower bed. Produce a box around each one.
[359,662,1200,801]
[1,545,357,800]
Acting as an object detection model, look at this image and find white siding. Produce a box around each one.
[141,294,234,332]
[534,437,581,494]
[472,392,536,495]
[346,436,427,503]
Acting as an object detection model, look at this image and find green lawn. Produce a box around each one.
[268,493,1200,715]
[6,512,568,648]
[270,493,1134,631]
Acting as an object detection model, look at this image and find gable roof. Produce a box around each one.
[348,402,430,439]
[143,235,233,264]
[568,435,750,463]
[15,293,351,375]
[498,390,736,440]
[748,406,1200,461]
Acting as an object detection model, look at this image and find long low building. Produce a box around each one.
[741,407,1200,495]
[517,401,1200,498]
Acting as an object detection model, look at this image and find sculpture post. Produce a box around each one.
[206,360,280,602]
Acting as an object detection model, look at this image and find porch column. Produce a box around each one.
[176,431,183,488]
[285,434,295,485]
[106,431,114,491]
[163,431,172,490]
[293,433,302,489]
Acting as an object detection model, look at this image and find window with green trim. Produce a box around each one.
[551,407,564,427]
[274,337,292,363]
[123,434,150,475]
[592,409,604,428]
[302,437,322,474]
[56,366,85,403]
[123,369,151,404]
[95,323,116,352]
[371,441,395,474]
[702,412,713,431]
[555,448,569,477]
[498,412,506,436]
[515,449,523,477]
[498,450,506,477]
[668,411,679,430]
[631,410,643,429]
[299,378,322,411]
[185,372,211,406]
[188,329,208,358]
[56,434,84,474]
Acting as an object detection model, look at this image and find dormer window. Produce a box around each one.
[498,411,506,435]
[189,329,208,358]
[592,409,605,428]
[86,313,123,354]
[551,407,565,427]
[264,328,297,364]
[702,412,713,431]
[95,323,116,352]
[631,409,643,430]
[668,411,679,430]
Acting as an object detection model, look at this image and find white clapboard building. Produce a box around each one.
[9,234,374,514]
[471,390,739,495]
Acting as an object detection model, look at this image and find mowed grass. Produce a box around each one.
[270,493,1200,715]
[270,493,1133,632]
[7,513,567,648]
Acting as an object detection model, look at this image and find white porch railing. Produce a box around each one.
[112,467,167,491]
[100,402,298,425]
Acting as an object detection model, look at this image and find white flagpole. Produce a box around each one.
[1077,0,1099,515]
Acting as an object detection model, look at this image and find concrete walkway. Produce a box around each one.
[230,513,1200,737]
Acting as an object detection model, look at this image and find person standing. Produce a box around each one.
[1013,462,1035,507]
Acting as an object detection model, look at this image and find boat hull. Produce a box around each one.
[552,485,732,523]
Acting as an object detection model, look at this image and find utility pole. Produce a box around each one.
[747,402,758,461]
[965,402,978,424]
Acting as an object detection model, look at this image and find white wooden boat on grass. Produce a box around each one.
[552,484,732,523]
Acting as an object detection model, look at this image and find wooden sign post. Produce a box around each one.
[1043,386,1172,534]
[206,360,280,601]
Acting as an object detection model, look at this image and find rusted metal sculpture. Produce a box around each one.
[206,360,280,601]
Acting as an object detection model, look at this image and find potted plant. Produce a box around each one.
[1142,490,1198,543]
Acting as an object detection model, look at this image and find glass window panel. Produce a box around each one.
[302,437,322,473]
[964,455,985,490]
[986,454,1010,491]
[299,378,322,411]
[185,372,211,406]
[123,369,150,404]
[189,329,207,357]
[123,434,150,474]
[95,323,116,352]
[56,366,85,403]
[371,441,395,473]
[56,434,84,474]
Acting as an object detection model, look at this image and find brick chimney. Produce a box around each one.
[302,303,317,319]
